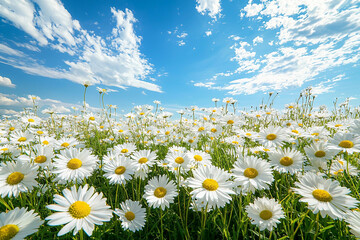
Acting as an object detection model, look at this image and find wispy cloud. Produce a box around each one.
[195,0,360,95]
[0,1,161,92]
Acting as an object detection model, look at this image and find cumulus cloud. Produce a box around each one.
[0,76,16,88]
[205,30,212,36]
[195,0,221,19]
[0,1,161,92]
[253,36,263,45]
[196,0,360,95]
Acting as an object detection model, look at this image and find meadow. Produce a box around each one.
[0,87,359,240]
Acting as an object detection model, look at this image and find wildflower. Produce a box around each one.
[245,197,285,231]
[114,200,146,232]
[143,175,178,210]
[46,184,113,236]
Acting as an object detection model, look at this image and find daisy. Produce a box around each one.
[186,150,212,168]
[143,175,178,210]
[232,155,274,194]
[304,141,337,162]
[17,144,54,168]
[346,210,360,238]
[245,197,285,231]
[292,172,359,219]
[329,132,360,154]
[103,156,136,185]
[187,165,235,209]
[114,143,137,156]
[10,131,34,146]
[257,126,289,148]
[20,115,42,126]
[54,137,81,150]
[0,161,38,198]
[330,157,359,176]
[53,148,98,184]
[0,207,43,239]
[114,200,146,232]
[131,149,157,172]
[268,148,304,174]
[164,151,191,173]
[46,184,113,236]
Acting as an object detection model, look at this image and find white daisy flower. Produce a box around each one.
[304,141,338,162]
[143,175,178,210]
[330,158,359,176]
[186,150,212,168]
[232,155,274,194]
[46,184,113,236]
[0,207,43,240]
[10,131,34,146]
[245,197,285,231]
[103,156,136,184]
[114,200,146,232]
[164,151,191,173]
[268,148,304,174]
[114,143,137,156]
[131,149,157,172]
[17,144,54,168]
[0,161,38,198]
[292,172,359,219]
[329,132,360,154]
[257,126,289,148]
[53,148,98,184]
[187,165,235,209]
[346,210,360,238]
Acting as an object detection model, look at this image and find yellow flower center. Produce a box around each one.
[165,131,170,135]
[0,224,20,240]
[194,155,203,162]
[154,187,167,198]
[188,139,194,143]
[311,132,319,136]
[246,133,252,136]
[312,189,332,202]
[125,211,135,221]
[17,137,26,142]
[175,157,184,164]
[115,166,126,175]
[138,157,148,164]
[266,134,277,140]
[227,120,234,124]
[1,148,9,152]
[232,141,239,145]
[288,106,294,109]
[334,124,342,127]
[9,127,15,131]
[61,142,70,147]
[259,210,273,220]
[118,129,124,133]
[37,130,44,134]
[292,130,299,134]
[202,179,219,191]
[198,127,205,132]
[34,155,47,163]
[140,112,145,115]
[211,128,217,133]
[244,168,258,178]
[100,126,104,129]
[314,151,326,158]
[68,201,91,219]
[67,158,82,170]
[43,140,49,145]
[89,117,95,121]
[28,118,35,122]
[121,149,129,153]
[286,123,291,126]
[6,172,24,185]
[338,140,354,149]
[279,156,293,166]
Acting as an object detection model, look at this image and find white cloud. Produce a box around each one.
[197,0,360,95]
[0,2,161,92]
[205,30,212,36]
[196,0,221,19]
[253,36,263,45]
[178,40,186,46]
[243,3,263,17]
[177,32,188,38]
[0,44,24,57]
[13,42,40,52]
[0,76,16,88]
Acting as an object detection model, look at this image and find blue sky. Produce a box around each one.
[0,0,359,116]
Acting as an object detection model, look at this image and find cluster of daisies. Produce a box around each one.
[0,98,360,239]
